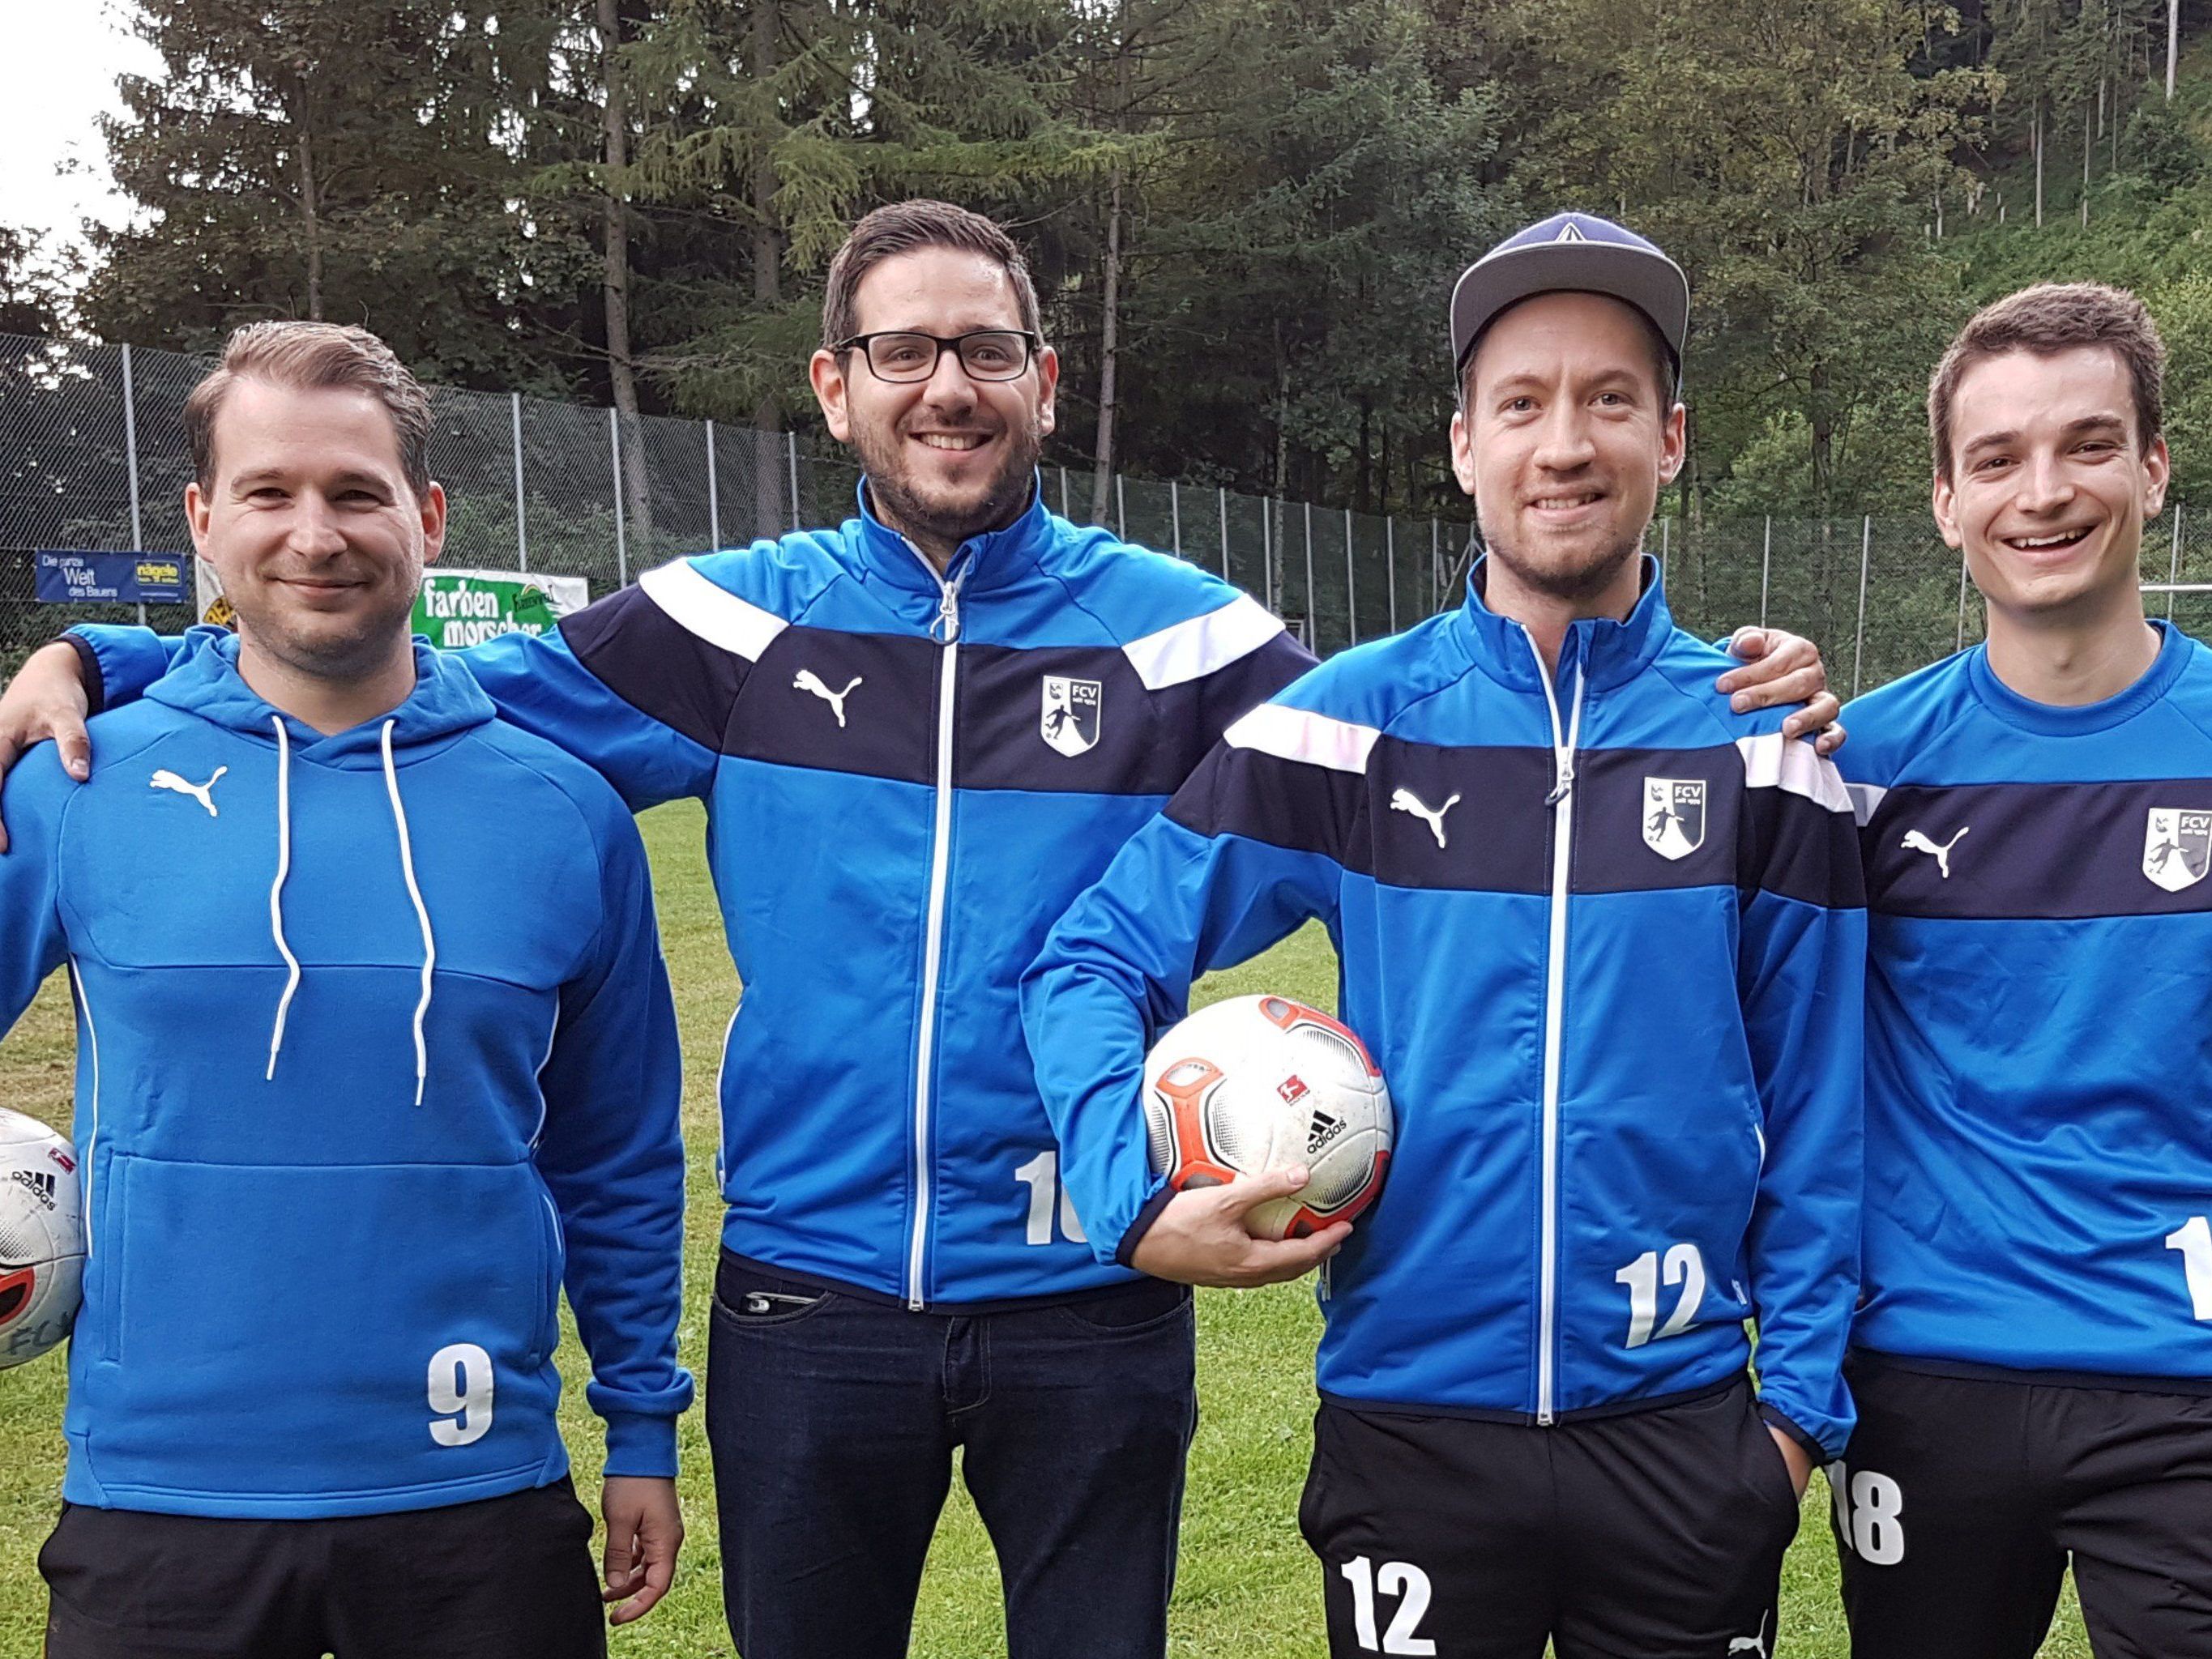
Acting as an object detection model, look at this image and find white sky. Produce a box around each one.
[0,1,160,271]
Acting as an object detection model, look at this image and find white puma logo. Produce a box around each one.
[1390,787,1462,850]
[149,766,228,817]
[1901,825,1968,879]
[793,669,863,728]
[1729,1612,1771,1657]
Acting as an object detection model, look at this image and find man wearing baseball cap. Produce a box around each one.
[1024,210,1864,1657]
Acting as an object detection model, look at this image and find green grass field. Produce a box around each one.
[0,800,2090,1657]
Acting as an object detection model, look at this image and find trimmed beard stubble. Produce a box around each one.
[855,412,1044,548]
[1479,518,1647,606]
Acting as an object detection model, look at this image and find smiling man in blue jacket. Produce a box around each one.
[0,322,690,1658]
[1024,215,1867,1659]
[1831,285,2212,1657]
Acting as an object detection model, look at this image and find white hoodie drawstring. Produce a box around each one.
[263,715,438,1105]
[381,719,437,1107]
[265,716,302,1080]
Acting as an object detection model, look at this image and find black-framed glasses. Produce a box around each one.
[835,330,1040,383]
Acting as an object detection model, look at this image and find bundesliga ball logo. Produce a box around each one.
[1142,995,1394,1240]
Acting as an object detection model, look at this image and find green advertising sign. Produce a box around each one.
[412,569,590,650]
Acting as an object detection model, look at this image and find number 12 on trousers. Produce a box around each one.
[1341,1557,1437,1655]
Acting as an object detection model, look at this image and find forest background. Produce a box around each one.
[8,0,2212,557]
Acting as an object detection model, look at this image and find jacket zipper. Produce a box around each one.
[1526,630,1585,1426]
[907,550,965,1310]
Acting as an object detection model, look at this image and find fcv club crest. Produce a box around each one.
[1643,777,1706,860]
[2143,807,2212,893]
[1040,676,1103,757]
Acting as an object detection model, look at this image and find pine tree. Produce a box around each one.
[83,0,601,391]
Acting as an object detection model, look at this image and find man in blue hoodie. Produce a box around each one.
[0,321,691,1658]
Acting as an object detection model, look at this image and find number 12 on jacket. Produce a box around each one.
[1615,1243,1708,1348]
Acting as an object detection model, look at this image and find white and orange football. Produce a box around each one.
[1142,994,1393,1240]
[0,1105,83,1370]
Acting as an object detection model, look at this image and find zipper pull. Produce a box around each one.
[1544,760,1575,808]
[934,578,963,644]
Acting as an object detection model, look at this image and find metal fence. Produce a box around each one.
[0,332,1471,672]
[5,329,2210,691]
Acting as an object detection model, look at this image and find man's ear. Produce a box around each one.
[2145,433,2171,520]
[1932,470,1964,551]
[1448,407,1478,499]
[810,348,852,443]
[1036,344,1059,440]
[185,481,211,555]
[419,481,447,567]
[1657,402,1686,486]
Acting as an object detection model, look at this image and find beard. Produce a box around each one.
[852,407,1044,550]
[235,569,423,684]
[1478,514,1646,606]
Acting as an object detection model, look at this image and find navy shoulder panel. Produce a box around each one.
[559,542,844,754]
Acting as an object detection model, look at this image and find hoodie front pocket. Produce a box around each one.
[92,1157,561,1502]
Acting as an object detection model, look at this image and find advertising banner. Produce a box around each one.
[35,550,189,605]
[412,570,590,648]
[190,565,590,644]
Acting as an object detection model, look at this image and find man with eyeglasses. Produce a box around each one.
[0,198,1840,1658]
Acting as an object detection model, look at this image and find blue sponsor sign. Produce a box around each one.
[34,550,189,605]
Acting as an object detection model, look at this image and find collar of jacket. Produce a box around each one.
[851,471,1056,597]
[1450,551,1673,693]
[146,625,497,765]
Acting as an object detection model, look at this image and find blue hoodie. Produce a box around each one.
[0,630,691,1519]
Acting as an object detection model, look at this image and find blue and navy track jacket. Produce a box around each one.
[1023,561,1868,1455]
[0,632,690,1518]
[76,487,1313,1310]
[1840,622,2212,1387]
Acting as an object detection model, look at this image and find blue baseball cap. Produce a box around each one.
[1450,211,1689,381]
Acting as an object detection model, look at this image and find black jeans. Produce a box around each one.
[706,1251,1198,1659]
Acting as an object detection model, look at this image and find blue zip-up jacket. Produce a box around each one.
[1839,623,2212,1386]
[1022,562,1867,1456]
[0,631,691,1518]
[75,488,1314,1310]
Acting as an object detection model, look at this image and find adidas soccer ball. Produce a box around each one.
[1142,995,1393,1240]
[0,1107,83,1370]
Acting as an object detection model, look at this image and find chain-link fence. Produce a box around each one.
[6,329,2208,693]
[1655,509,2212,697]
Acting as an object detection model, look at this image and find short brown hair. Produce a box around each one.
[184,321,434,497]
[820,200,1043,351]
[1928,283,2164,480]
